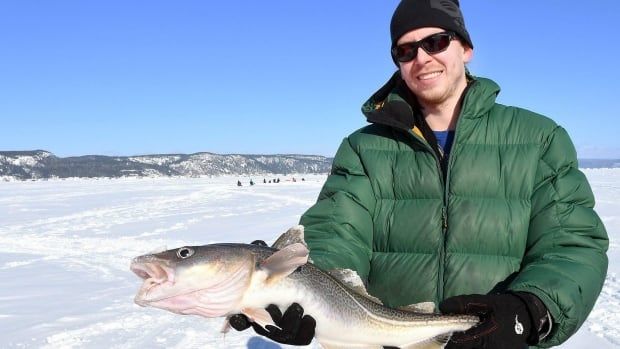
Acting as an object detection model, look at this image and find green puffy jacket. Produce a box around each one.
[299,73,608,347]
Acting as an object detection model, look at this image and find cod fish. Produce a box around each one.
[131,226,478,348]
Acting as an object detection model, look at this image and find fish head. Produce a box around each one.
[130,244,255,317]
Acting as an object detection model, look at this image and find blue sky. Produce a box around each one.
[1,1,619,158]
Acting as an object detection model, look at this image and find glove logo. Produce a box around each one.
[514,314,524,335]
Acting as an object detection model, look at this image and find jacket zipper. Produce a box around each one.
[440,112,464,301]
[406,128,447,302]
[439,81,475,300]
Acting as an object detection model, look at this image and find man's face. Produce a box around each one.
[397,27,473,109]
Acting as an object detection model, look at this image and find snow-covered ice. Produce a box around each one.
[0,170,618,348]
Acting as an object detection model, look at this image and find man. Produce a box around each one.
[232,0,608,347]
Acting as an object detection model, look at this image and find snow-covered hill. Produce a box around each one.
[0,151,333,181]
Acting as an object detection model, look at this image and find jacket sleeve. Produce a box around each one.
[299,136,376,281]
[508,126,609,347]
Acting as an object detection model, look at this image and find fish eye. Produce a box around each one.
[177,247,194,259]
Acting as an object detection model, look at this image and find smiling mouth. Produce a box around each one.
[418,71,442,80]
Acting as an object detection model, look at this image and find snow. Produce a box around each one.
[0,170,618,348]
[0,152,51,168]
[128,155,182,166]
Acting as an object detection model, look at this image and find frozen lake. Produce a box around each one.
[1,170,618,348]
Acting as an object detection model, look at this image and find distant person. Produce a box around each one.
[231,0,609,347]
[236,180,242,187]
[263,178,267,184]
[268,180,271,183]
[301,178,305,181]
[276,178,280,183]
[250,179,255,186]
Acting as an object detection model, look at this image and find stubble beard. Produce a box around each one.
[410,82,456,109]
[407,71,467,110]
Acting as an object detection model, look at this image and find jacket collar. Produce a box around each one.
[362,72,501,130]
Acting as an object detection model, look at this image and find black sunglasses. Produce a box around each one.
[391,31,457,63]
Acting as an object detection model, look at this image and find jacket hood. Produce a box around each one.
[362,71,501,129]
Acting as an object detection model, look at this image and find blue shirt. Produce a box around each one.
[433,130,456,157]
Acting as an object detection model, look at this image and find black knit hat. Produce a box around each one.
[390,0,473,49]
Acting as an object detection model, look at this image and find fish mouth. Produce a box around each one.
[130,258,177,305]
[130,258,175,283]
[131,256,252,313]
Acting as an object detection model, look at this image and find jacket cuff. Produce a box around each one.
[512,291,553,344]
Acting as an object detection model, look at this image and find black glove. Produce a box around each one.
[439,292,547,349]
[229,303,316,345]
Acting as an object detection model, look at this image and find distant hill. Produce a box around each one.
[2,150,617,181]
[0,150,333,181]
[579,158,620,169]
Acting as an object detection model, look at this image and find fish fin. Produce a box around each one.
[220,318,232,334]
[401,334,451,349]
[260,243,308,283]
[271,225,307,250]
[398,301,436,313]
[241,307,279,330]
[327,268,383,305]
